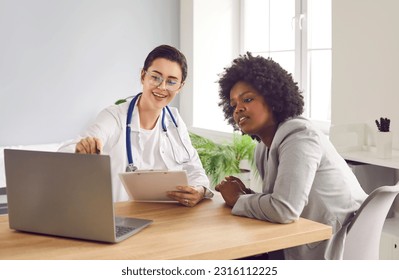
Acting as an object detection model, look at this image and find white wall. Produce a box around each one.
[0,0,180,146]
[332,0,399,149]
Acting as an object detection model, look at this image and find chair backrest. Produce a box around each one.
[343,182,399,260]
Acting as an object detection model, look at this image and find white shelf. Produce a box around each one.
[340,147,399,170]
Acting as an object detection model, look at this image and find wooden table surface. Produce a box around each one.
[0,194,331,260]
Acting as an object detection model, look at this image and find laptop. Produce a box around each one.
[4,149,152,243]
[119,170,189,202]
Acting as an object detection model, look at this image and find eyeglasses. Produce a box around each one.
[144,71,182,92]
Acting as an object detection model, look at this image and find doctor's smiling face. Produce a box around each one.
[140,58,183,110]
[139,45,187,111]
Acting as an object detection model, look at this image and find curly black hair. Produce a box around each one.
[218,52,304,131]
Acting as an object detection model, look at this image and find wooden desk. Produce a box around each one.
[0,194,331,260]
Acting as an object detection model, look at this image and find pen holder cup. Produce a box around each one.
[375,131,392,159]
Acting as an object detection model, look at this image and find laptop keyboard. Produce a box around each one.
[115,225,136,238]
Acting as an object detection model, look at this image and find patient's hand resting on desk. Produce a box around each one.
[167,186,205,207]
[75,137,102,154]
[215,176,252,207]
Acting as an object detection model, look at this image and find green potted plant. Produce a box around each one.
[189,132,258,187]
[115,96,133,105]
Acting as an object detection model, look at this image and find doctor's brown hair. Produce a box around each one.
[142,45,188,83]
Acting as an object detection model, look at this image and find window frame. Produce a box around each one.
[240,0,331,133]
[179,0,331,140]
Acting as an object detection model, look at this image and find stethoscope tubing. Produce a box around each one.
[125,93,182,171]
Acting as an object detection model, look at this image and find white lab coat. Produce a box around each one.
[59,95,210,202]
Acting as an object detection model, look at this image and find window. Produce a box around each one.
[181,0,331,135]
[242,0,332,123]
[184,0,240,135]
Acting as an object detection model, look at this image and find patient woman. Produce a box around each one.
[59,45,212,205]
[215,53,367,259]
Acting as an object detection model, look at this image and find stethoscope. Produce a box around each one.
[125,93,191,172]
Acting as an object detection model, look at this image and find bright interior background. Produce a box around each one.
[1,0,399,150]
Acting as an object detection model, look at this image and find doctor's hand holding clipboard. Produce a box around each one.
[61,45,213,205]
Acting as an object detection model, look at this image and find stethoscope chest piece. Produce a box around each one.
[125,163,137,172]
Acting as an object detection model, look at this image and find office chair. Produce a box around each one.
[343,182,399,259]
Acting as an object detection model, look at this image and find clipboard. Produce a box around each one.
[118,170,189,202]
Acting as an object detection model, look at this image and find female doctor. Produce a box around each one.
[59,45,213,205]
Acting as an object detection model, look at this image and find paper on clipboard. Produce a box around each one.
[118,170,188,202]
